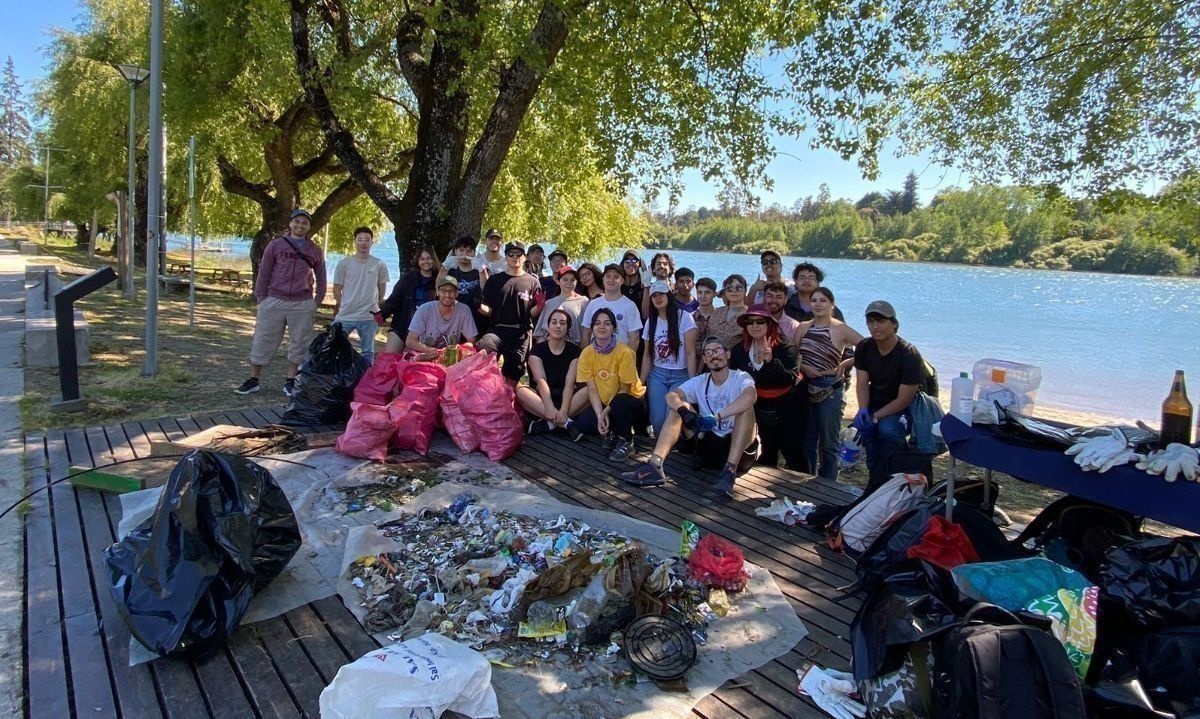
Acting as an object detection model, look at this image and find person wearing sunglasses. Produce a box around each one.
[621,336,759,498]
[729,304,805,471]
[704,274,750,350]
[476,241,542,384]
[748,249,794,304]
[618,250,647,312]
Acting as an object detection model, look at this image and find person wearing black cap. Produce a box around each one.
[477,241,542,383]
[851,300,925,490]
[748,249,793,304]
[542,248,569,300]
[236,208,326,396]
[443,228,507,277]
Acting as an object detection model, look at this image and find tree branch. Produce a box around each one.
[295,145,337,181]
[316,0,355,57]
[395,9,431,103]
[310,153,414,228]
[215,154,274,207]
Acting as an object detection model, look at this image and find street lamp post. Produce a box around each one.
[113,63,149,300]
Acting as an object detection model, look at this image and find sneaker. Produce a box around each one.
[621,461,666,487]
[608,437,633,462]
[566,422,585,443]
[714,468,736,499]
[526,419,548,436]
[283,378,296,397]
[235,378,260,395]
[601,432,615,452]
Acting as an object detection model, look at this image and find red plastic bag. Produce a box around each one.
[449,352,523,461]
[688,534,750,592]
[335,402,394,461]
[353,353,405,405]
[906,515,980,571]
[388,362,446,454]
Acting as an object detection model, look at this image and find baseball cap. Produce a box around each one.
[290,208,312,220]
[485,228,503,239]
[548,248,568,261]
[648,279,671,295]
[760,249,781,261]
[556,264,579,280]
[864,300,897,319]
[528,243,544,255]
[504,241,526,256]
[602,263,623,277]
[437,275,460,289]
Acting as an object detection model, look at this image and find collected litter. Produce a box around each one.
[283,323,370,427]
[755,497,815,526]
[797,662,866,719]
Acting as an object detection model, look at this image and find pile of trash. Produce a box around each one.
[344,492,748,674]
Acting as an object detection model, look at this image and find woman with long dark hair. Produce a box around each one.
[640,280,697,434]
[576,262,604,299]
[619,250,646,310]
[704,273,750,349]
[379,246,439,353]
[729,304,804,470]
[640,252,675,317]
[575,308,648,461]
[795,286,862,479]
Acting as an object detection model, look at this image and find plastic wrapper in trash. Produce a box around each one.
[318,633,499,719]
[449,352,523,461]
[1101,536,1200,629]
[388,361,446,455]
[353,352,405,405]
[282,323,370,426]
[688,534,749,592]
[336,402,394,461]
[104,450,301,661]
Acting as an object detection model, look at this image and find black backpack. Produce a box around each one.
[933,605,1086,719]
[1015,496,1141,582]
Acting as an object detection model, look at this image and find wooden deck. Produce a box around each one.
[23,407,860,718]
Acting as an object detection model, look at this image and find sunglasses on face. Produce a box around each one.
[724,284,746,291]
[743,318,768,325]
[505,251,524,258]
[702,346,726,357]
[622,258,639,264]
[761,259,780,266]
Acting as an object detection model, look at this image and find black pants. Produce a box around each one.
[755,389,810,473]
[696,432,761,474]
[575,393,648,438]
[477,327,531,382]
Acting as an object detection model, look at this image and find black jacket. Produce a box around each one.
[379,270,435,337]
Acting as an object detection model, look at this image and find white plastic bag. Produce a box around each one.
[319,633,499,719]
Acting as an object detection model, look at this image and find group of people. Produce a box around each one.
[237,212,931,498]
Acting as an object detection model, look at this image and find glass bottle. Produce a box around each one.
[1160,370,1193,446]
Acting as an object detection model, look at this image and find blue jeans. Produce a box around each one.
[863,414,910,491]
[804,385,844,480]
[647,366,691,435]
[335,319,378,365]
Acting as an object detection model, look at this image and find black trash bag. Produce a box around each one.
[850,573,961,681]
[1101,536,1200,629]
[281,323,370,426]
[104,450,301,661]
[1135,627,1200,716]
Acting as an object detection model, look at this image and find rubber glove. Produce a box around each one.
[1065,428,1142,472]
[797,664,866,719]
[696,414,718,433]
[1136,443,1199,482]
[850,409,877,439]
[373,311,386,326]
[677,407,700,431]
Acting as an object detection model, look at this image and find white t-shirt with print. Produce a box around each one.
[581,295,643,344]
[674,370,756,437]
[641,310,697,371]
[333,255,389,322]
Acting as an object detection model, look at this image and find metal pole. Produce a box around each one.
[143,0,164,377]
[188,135,196,326]
[125,83,137,299]
[43,147,50,224]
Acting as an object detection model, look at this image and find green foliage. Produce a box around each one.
[656,183,1199,276]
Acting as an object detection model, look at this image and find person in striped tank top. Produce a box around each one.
[793,287,863,480]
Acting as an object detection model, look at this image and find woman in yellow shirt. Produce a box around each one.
[575,308,648,462]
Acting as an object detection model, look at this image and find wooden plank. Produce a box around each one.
[22,437,69,719]
[192,648,256,718]
[282,604,353,683]
[309,596,379,661]
[225,631,302,719]
[254,617,327,719]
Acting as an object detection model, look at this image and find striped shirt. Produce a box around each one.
[798,323,842,375]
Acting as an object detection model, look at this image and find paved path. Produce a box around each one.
[0,247,26,717]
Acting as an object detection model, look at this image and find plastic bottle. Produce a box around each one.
[1160,369,1193,446]
[838,427,862,469]
[568,572,610,631]
[526,600,557,632]
[950,372,975,425]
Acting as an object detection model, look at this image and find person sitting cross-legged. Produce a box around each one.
[621,336,760,499]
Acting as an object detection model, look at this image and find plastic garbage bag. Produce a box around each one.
[449,352,522,461]
[1101,536,1200,629]
[318,633,499,719]
[353,352,405,405]
[850,576,959,681]
[104,450,301,661]
[440,351,482,452]
[1136,627,1200,716]
[336,402,394,461]
[687,534,750,591]
[282,323,370,426]
[388,361,446,454]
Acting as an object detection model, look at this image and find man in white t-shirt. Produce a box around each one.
[333,226,389,364]
[442,227,507,278]
[580,263,643,346]
[621,336,759,498]
[405,275,479,354]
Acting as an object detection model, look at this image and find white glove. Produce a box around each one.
[1136,443,1199,482]
[797,664,866,719]
[1065,428,1142,472]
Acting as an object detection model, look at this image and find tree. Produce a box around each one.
[789,0,1200,192]
[0,57,33,224]
[900,171,918,214]
[288,0,822,264]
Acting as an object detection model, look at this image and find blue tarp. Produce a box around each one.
[940,414,1200,534]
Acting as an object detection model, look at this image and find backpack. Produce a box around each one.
[829,473,929,554]
[921,357,939,398]
[1015,497,1141,582]
[933,605,1086,719]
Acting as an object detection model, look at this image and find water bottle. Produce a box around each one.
[950,371,975,425]
[838,427,862,469]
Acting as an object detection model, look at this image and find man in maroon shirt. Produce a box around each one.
[235,209,327,396]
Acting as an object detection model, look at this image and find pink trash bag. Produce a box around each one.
[440,353,483,453]
[450,352,523,461]
[353,353,405,405]
[388,362,446,454]
[335,402,394,462]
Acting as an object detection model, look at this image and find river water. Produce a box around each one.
[168,236,1200,422]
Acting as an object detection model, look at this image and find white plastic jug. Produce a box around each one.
[838,427,862,469]
[951,371,975,425]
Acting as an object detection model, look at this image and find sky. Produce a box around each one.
[4,0,970,210]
